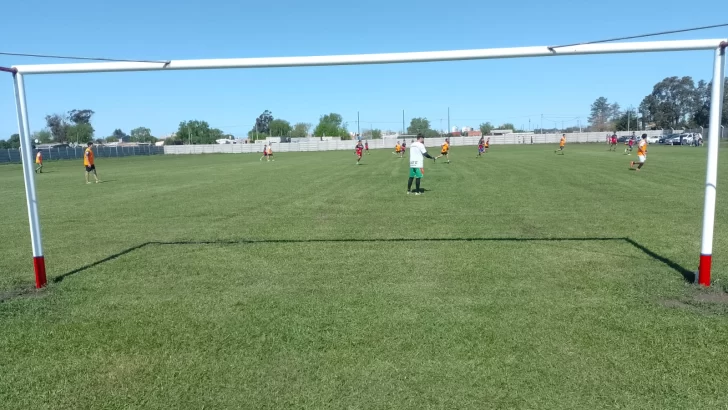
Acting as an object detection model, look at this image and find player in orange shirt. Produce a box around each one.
[35,150,43,173]
[555,134,566,154]
[629,134,648,171]
[84,141,100,184]
[393,142,401,157]
[436,138,450,163]
[484,137,490,153]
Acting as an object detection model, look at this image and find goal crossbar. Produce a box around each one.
[4,39,727,289]
[10,39,728,75]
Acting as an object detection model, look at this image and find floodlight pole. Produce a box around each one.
[698,43,726,286]
[12,72,47,288]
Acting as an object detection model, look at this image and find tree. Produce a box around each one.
[479,122,494,135]
[106,136,119,143]
[588,97,612,131]
[3,134,21,149]
[68,109,95,125]
[66,123,95,144]
[32,130,53,144]
[175,120,225,144]
[371,129,382,139]
[609,103,621,122]
[130,127,156,143]
[248,110,274,138]
[45,114,68,142]
[269,119,292,137]
[407,117,430,135]
[498,123,516,131]
[291,122,312,138]
[313,113,350,138]
[640,76,697,129]
[613,107,639,131]
[111,129,128,141]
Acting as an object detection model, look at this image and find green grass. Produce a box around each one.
[2,143,728,409]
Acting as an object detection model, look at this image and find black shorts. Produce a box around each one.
[85,164,96,172]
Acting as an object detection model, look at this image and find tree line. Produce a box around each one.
[3,76,726,148]
[0,109,159,149]
[589,76,728,132]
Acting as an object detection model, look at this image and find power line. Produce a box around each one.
[0,51,170,64]
[548,23,728,50]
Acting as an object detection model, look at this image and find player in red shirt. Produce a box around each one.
[625,137,635,155]
[609,134,618,151]
[364,140,369,154]
[355,141,364,165]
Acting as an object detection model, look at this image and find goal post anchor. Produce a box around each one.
[12,72,47,289]
[698,42,726,287]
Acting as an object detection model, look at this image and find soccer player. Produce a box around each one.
[630,134,648,171]
[477,137,485,157]
[609,134,618,151]
[266,145,273,161]
[393,142,401,156]
[364,140,369,154]
[35,150,43,173]
[624,137,634,155]
[400,140,407,158]
[555,134,566,154]
[407,134,436,195]
[260,144,268,161]
[436,138,450,163]
[355,140,364,165]
[484,137,490,153]
[84,142,100,184]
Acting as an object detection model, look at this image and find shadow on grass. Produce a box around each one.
[51,236,695,285]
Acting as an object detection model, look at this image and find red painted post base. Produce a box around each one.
[698,254,712,287]
[33,256,47,289]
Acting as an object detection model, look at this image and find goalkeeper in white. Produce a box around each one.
[407,134,436,195]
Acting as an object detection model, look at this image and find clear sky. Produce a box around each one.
[1,0,726,139]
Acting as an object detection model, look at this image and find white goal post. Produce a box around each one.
[3,39,726,288]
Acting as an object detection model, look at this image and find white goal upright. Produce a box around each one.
[2,39,725,288]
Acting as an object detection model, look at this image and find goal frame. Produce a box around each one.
[3,39,726,288]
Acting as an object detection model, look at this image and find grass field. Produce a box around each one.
[2,143,728,409]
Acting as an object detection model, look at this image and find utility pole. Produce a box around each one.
[402,110,405,135]
[447,107,450,134]
[529,118,531,131]
[357,111,360,137]
[627,106,631,132]
[540,114,543,134]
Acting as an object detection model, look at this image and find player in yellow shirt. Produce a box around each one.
[393,142,401,157]
[35,150,43,173]
[436,138,450,163]
[629,134,648,171]
[555,134,566,154]
[84,142,100,184]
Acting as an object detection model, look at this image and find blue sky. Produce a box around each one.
[1,0,726,139]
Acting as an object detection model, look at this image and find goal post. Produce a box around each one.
[3,39,726,288]
[699,45,727,286]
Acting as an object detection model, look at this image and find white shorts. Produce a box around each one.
[638,155,646,163]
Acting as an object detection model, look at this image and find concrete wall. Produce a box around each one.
[162,131,669,155]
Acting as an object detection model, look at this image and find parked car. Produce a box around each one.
[664,133,694,146]
[659,134,678,144]
[617,136,631,143]
[646,135,660,144]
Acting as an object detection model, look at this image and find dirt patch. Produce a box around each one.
[0,286,46,304]
[660,299,693,309]
[693,290,728,305]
